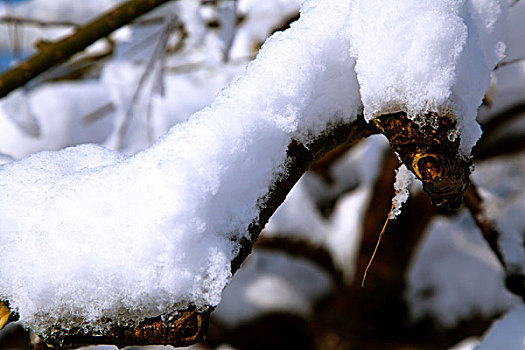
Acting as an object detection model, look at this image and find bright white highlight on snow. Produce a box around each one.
[0,0,359,334]
[348,0,510,154]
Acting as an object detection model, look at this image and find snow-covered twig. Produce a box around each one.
[494,56,525,70]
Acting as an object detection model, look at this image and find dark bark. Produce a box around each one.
[28,111,474,347]
[41,306,210,349]
[232,116,378,275]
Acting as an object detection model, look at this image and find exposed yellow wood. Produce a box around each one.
[0,302,10,330]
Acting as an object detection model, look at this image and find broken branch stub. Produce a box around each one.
[372,112,471,213]
[0,300,19,332]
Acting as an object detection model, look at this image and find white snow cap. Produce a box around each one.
[0,0,359,334]
[348,0,510,154]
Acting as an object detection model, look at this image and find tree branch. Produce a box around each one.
[8,108,478,348]
[0,15,168,28]
[0,0,173,99]
[256,235,344,285]
[479,101,525,138]
[232,116,378,275]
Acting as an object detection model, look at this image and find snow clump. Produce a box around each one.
[347,0,511,154]
[390,164,416,219]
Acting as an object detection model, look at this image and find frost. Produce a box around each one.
[390,164,415,219]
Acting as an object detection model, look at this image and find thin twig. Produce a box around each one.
[114,16,179,150]
[0,16,78,28]
[474,132,525,160]
[0,15,176,28]
[165,56,253,74]
[361,200,396,287]
[494,56,525,70]
[480,101,525,138]
[218,0,238,62]
[257,235,344,285]
[463,184,506,266]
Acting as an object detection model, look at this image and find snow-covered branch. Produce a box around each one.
[0,0,517,348]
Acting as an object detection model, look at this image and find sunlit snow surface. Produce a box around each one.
[348,0,510,154]
[0,0,515,338]
[0,0,359,333]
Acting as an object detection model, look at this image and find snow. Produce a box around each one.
[0,0,360,334]
[232,0,302,58]
[471,154,525,304]
[0,81,113,158]
[448,338,480,350]
[390,164,415,219]
[496,193,525,275]
[0,0,520,345]
[347,0,510,154]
